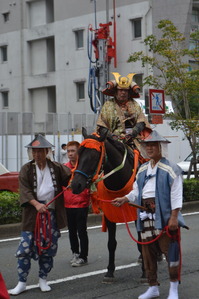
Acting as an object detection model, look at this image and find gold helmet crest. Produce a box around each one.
[112,72,135,89]
[102,72,140,98]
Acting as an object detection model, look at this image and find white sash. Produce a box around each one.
[36,164,55,209]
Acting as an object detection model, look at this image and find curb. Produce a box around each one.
[0,213,103,240]
[181,200,199,213]
[0,201,199,240]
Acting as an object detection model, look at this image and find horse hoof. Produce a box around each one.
[102,273,115,284]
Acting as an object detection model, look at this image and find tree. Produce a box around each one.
[128,19,199,179]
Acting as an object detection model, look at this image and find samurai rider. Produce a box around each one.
[96,72,152,152]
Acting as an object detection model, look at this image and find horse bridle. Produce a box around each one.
[74,169,90,179]
[73,138,105,187]
[73,137,128,189]
[74,169,94,187]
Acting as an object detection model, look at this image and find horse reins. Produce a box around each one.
[96,197,182,282]
[74,138,105,183]
[73,137,135,191]
[34,187,68,255]
[75,137,183,281]
[34,137,105,255]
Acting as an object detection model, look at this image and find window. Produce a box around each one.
[74,29,84,49]
[131,18,142,39]
[192,9,199,23]
[29,37,55,75]
[48,86,56,113]
[28,0,54,28]
[134,74,143,93]
[46,37,55,72]
[189,31,199,49]
[1,91,9,108]
[2,12,10,22]
[188,60,199,72]
[1,46,7,62]
[76,81,85,101]
[191,24,199,33]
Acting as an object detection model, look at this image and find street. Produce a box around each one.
[0,212,199,299]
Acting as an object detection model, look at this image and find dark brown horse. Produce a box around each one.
[71,127,142,282]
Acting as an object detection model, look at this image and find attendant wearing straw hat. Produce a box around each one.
[8,134,71,296]
[112,130,186,299]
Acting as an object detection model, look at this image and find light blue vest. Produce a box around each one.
[136,157,185,232]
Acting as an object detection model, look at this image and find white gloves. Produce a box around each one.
[140,211,155,221]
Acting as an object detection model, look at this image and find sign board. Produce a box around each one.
[149,89,165,114]
[150,114,163,124]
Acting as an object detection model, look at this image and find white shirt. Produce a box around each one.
[126,161,183,210]
[36,164,55,209]
[60,149,68,164]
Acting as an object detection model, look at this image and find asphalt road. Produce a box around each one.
[0,212,199,299]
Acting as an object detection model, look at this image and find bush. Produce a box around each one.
[0,191,22,224]
[183,179,199,202]
[0,179,198,225]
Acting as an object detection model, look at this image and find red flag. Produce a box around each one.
[0,273,10,299]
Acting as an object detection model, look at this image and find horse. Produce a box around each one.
[70,127,143,282]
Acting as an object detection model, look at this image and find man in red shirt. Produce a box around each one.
[64,141,90,266]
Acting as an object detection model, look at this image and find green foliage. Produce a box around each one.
[128,19,199,119]
[183,179,199,202]
[0,191,22,224]
[128,19,199,178]
[0,181,198,225]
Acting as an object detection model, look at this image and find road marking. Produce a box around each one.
[24,262,139,290]
[1,212,198,244]
[181,211,199,216]
[4,211,199,292]
[0,223,126,243]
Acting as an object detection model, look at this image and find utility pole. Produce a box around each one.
[88,0,117,112]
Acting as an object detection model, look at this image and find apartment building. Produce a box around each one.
[0,0,198,169]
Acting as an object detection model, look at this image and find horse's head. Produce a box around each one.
[70,127,109,194]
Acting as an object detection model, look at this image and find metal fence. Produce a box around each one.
[0,112,98,171]
[0,111,192,172]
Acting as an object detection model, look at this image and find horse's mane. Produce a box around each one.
[106,136,124,152]
[80,132,135,166]
[106,137,135,166]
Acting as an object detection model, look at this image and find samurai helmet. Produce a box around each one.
[102,72,140,98]
[112,72,135,89]
[141,130,171,143]
[25,134,55,148]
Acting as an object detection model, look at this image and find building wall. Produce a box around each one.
[0,0,22,33]
[152,0,192,37]
[0,0,196,170]
[0,0,153,120]
[0,0,194,117]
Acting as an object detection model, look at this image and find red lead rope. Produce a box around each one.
[121,205,182,282]
[35,211,52,255]
[34,188,66,255]
[98,199,182,282]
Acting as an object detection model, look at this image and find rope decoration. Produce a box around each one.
[34,137,105,255]
[69,138,105,185]
[34,134,182,282]
[99,200,182,282]
[35,211,52,255]
[34,189,66,255]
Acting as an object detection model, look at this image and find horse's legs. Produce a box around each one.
[103,216,117,283]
